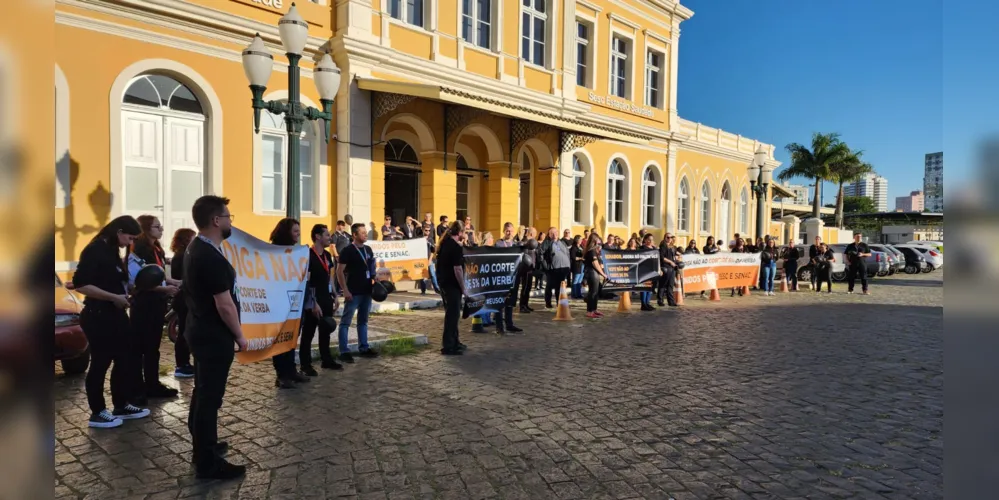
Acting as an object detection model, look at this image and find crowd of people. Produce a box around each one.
[68,199,876,480]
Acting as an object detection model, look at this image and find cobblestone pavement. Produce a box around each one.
[54,271,943,499]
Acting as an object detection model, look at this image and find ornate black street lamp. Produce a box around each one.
[747,146,772,240]
[241,3,340,225]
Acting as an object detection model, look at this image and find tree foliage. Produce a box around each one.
[778,133,852,219]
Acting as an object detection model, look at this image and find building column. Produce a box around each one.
[803,217,824,244]
[336,0,377,42]
[420,151,458,225]
[534,166,559,231]
[668,21,681,132]
[369,143,386,224]
[781,214,801,245]
[558,150,574,231]
[665,144,679,233]
[485,160,520,235]
[336,78,372,226]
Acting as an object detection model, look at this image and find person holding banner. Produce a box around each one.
[336,224,381,363]
[269,219,312,389]
[640,234,658,311]
[542,227,571,310]
[300,224,343,376]
[703,236,719,255]
[583,233,608,319]
[657,234,679,307]
[183,195,246,479]
[437,221,471,354]
[492,223,524,334]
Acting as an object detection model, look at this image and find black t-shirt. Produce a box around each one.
[760,246,776,263]
[182,237,238,350]
[308,247,335,298]
[583,249,599,273]
[171,250,187,313]
[436,223,448,238]
[435,237,464,289]
[338,243,375,295]
[845,242,870,267]
[331,231,351,255]
[815,249,835,272]
[73,238,128,308]
[809,244,821,259]
[703,245,719,255]
[569,245,583,274]
[785,246,801,265]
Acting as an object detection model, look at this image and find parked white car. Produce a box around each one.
[895,245,944,272]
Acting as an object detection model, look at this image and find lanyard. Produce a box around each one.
[197,235,225,257]
[130,243,165,267]
[312,245,330,274]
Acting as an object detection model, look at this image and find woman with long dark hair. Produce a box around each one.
[731,239,747,297]
[270,218,311,389]
[702,236,719,255]
[569,235,584,299]
[583,233,608,319]
[170,228,196,378]
[72,216,149,428]
[760,238,778,295]
[685,239,700,254]
[126,215,181,402]
[639,234,657,311]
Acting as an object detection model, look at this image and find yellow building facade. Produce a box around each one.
[54,0,779,273]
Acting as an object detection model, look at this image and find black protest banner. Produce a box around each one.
[460,247,524,318]
[600,249,661,291]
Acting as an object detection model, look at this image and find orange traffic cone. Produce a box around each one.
[779,277,789,293]
[709,287,721,301]
[617,291,632,312]
[554,281,573,321]
[674,276,684,306]
[741,285,751,296]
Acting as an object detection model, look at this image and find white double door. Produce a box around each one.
[718,200,730,247]
[122,108,205,255]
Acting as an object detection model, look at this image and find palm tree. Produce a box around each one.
[828,149,874,228]
[777,133,851,219]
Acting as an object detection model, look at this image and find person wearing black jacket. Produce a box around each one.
[702,236,719,255]
[845,233,872,294]
[783,242,801,291]
[169,228,196,378]
[269,219,311,389]
[436,221,472,354]
[518,229,538,312]
[436,215,449,238]
[569,235,584,299]
[657,234,679,307]
[127,215,182,402]
[300,224,343,376]
[73,216,149,429]
[808,236,823,290]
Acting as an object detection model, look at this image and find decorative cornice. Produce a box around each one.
[577,0,602,14]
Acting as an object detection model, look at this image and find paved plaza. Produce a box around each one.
[54,272,943,499]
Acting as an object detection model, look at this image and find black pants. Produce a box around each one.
[584,270,601,312]
[493,305,515,330]
[174,306,192,368]
[131,295,169,392]
[816,270,832,292]
[300,295,335,368]
[188,345,234,473]
[544,268,571,306]
[847,265,868,292]
[272,350,297,378]
[808,264,818,288]
[80,305,133,414]
[784,264,798,290]
[441,286,462,351]
[657,267,677,306]
[518,272,533,308]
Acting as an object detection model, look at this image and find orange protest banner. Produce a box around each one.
[680,253,761,294]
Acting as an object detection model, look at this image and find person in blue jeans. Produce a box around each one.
[334,223,380,363]
[760,239,778,295]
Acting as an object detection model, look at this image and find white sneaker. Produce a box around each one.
[113,404,150,420]
[89,409,124,429]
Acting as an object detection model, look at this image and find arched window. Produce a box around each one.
[740,187,749,234]
[456,154,470,220]
[385,138,419,164]
[519,151,532,227]
[258,104,318,214]
[124,74,202,114]
[607,159,627,224]
[700,181,711,233]
[677,177,690,232]
[718,182,732,245]
[572,154,590,225]
[640,166,660,227]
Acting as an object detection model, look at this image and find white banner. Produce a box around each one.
[220,227,309,363]
[367,238,430,282]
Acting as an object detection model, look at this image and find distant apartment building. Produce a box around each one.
[895,190,924,212]
[846,173,889,212]
[924,152,943,212]
[785,184,809,205]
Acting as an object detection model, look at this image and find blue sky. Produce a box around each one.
[677,0,978,209]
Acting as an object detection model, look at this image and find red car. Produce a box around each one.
[55,275,90,375]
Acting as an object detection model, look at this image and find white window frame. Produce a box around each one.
[606,158,629,226]
[387,0,428,29]
[253,96,324,217]
[700,181,711,233]
[575,18,594,88]
[521,0,549,68]
[461,0,494,49]
[571,153,592,225]
[640,165,661,228]
[644,48,664,108]
[609,34,631,99]
[740,187,749,234]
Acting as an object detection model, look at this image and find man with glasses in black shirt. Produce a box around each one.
[808,235,823,290]
[300,224,342,376]
[436,221,472,355]
[845,232,873,295]
[183,195,247,480]
[657,234,679,307]
[335,224,380,363]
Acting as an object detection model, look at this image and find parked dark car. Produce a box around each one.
[869,244,904,276]
[55,275,90,375]
[895,246,929,274]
